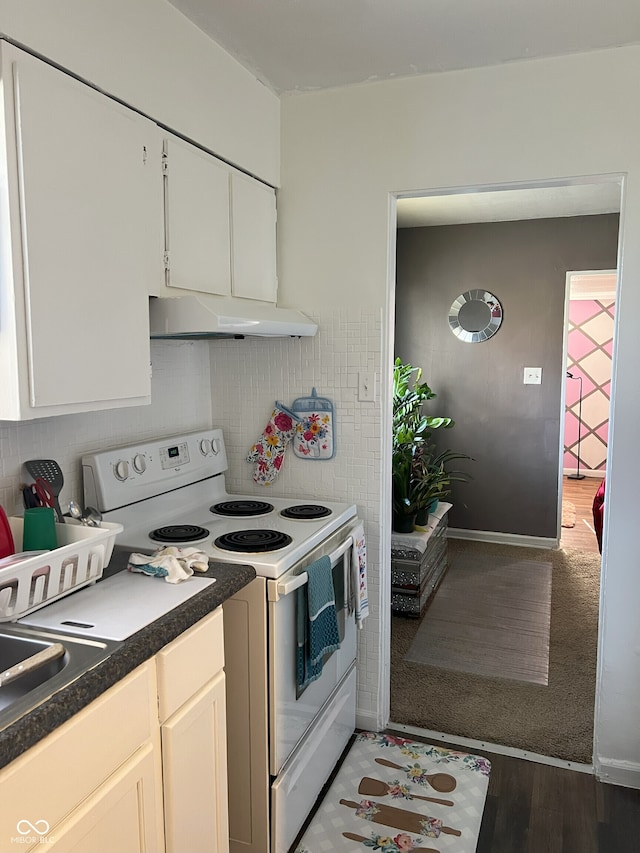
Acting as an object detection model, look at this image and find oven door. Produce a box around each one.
[266,523,358,776]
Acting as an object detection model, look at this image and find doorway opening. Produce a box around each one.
[388,176,622,765]
[559,270,616,553]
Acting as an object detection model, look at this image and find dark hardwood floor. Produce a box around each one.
[383,731,640,853]
[477,750,640,853]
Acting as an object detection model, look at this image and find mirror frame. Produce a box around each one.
[448,289,503,343]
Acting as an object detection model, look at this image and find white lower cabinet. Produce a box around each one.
[0,607,228,853]
[157,607,229,853]
[47,744,160,853]
[162,672,228,853]
[0,661,164,852]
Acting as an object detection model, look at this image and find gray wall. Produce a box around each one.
[395,214,619,538]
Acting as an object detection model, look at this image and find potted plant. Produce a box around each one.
[412,444,472,526]
[392,358,471,533]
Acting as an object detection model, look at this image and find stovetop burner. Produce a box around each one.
[211,500,274,517]
[150,524,210,544]
[214,529,293,553]
[280,504,332,520]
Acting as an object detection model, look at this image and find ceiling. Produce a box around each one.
[396,182,622,227]
[167,0,631,226]
[167,0,640,96]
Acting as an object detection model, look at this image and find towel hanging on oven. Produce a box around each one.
[296,555,341,691]
[291,388,335,460]
[349,522,369,628]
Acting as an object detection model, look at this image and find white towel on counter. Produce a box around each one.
[350,522,369,628]
[127,546,210,584]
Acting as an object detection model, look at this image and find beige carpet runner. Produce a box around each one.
[405,551,552,685]
[295,732,490,853]
[390,539,601,763]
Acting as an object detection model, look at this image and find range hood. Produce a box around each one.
[149,294,317,339]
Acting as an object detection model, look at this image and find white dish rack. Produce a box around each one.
[0,519,123,622]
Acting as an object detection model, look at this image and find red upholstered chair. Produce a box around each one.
[593,478,605,553]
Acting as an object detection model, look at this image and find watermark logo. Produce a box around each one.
[12,819,54,845]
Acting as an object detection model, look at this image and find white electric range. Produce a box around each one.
[81,428,360,853]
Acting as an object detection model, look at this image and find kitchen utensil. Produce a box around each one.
[339,798,461,836]
[342,833,439,852]
[375,758,457,793]
[31,478,56,510]
[0,642,65,687]
[22,507,57,552]
[358,776,454,807]
[23,460,65,523]
[83,506,102,527]
[291,387,335,460]
[67,500,86,523]
[0,507,15,560]
[22,485,40,510]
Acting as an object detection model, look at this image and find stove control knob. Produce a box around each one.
[132,453,147,475]
[114,460,129,481]
[210,437,221,455]
[199,439,212,456]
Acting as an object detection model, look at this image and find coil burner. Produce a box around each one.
[149,524,210,543]
[214,529,293,553]
[281,504,332,520]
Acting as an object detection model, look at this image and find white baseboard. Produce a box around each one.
[356,709,382,732]
[448,527,557,550]
[595,755,640,789]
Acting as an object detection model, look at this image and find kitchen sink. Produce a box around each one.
[0,623,120,733]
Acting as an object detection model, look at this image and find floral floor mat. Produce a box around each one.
[295,732,490,853]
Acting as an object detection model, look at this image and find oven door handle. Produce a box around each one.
[270,536,354,601]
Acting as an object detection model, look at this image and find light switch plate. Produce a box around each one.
[358,372,377,401]
[523,367,542,385]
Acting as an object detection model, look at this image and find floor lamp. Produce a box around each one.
[566,371,585,480]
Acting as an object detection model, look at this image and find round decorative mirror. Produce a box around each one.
[448,290,503,343]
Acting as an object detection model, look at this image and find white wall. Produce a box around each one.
[0,0,280,184]
[280,46,640,785]
[0,341,212,517]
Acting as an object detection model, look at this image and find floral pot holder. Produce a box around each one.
[292,388,335,460]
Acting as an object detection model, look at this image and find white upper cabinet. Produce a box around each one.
[230,170,277,303]
[0,42,163,420]
[161,134,277,304]
[163,136,232,297]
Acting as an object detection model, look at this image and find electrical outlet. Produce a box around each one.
[358,372,377,402]
[523,367,542,385]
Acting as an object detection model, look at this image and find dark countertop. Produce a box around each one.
[0,548,255,770]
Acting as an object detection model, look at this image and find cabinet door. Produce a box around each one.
[10,47,160,409]
[162,670,229,853]
[230,171,277,302]
[48,743,164,853]
[164,136,232,296]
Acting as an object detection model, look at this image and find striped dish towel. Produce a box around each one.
[350,522,369,628]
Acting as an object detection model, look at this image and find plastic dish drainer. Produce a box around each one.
[0,518,123,622]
